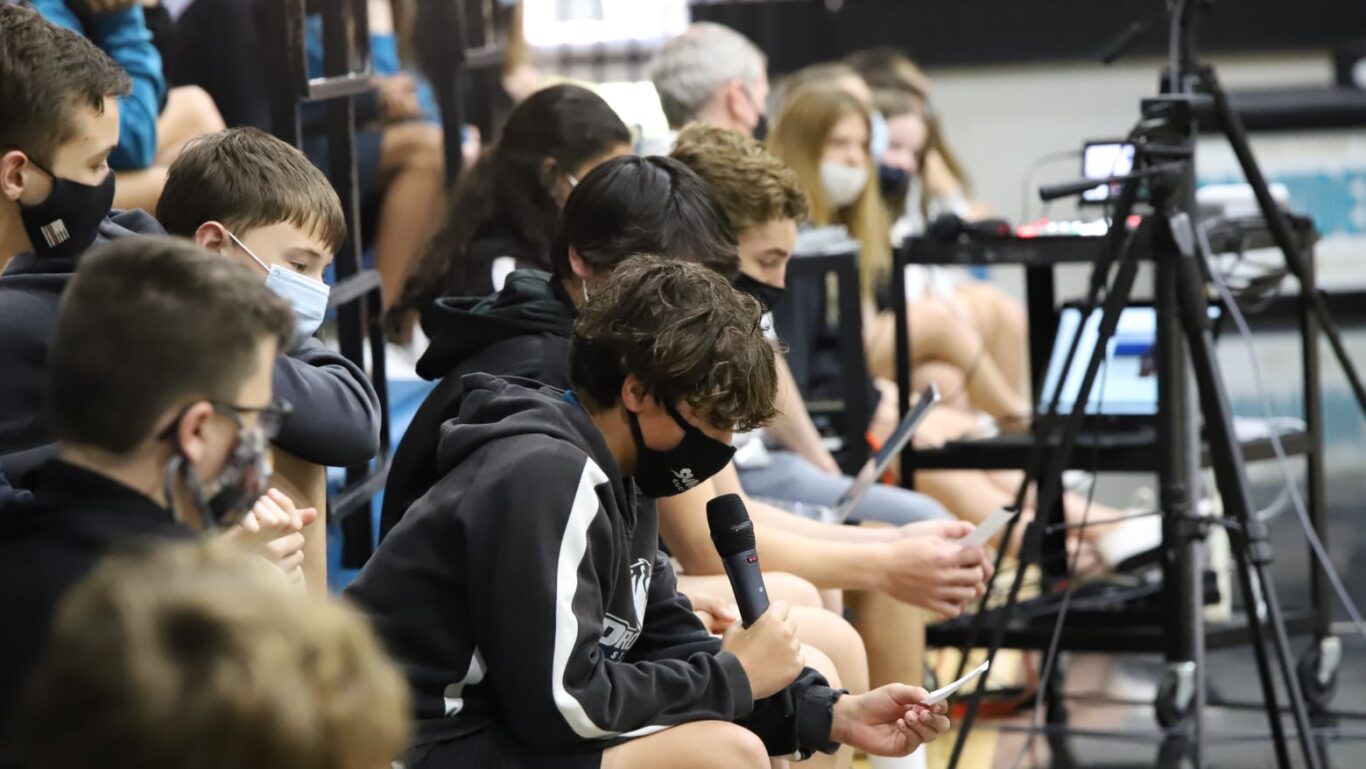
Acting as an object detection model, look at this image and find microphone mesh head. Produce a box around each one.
[706,493,756,557]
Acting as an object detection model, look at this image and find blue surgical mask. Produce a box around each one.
[228,231,330,349]
[869,110,890,162]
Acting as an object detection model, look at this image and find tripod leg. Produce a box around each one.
[1171,214,1323,769]
[1202,65,1366,417]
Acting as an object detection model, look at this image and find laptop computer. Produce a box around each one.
[1037,303,1221,429]
[831,384,941,523]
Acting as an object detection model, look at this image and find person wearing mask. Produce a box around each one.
[156,127,386,592]
[769,85,1131,569]
[385,84,632,335]
[8,541,411,769]
[28,0,228,213]
[348,256,951,769]
[0,5,168,481]
[648,21,770,150]
[0,237,312,725]
[382,154,871,714]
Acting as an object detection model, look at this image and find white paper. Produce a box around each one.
[953,508,1017,548]
[923,660,991,705]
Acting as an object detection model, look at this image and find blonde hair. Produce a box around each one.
[670,123,809,234]
[10,541,411,769]
[768,84,891,302]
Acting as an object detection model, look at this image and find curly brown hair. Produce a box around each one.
[669,124,808,235]
[570,255,778,432]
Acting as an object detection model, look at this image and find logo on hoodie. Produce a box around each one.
[671,468,697,493]
[600,558,652,661]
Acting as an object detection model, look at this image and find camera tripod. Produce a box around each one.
[941,2,1364,767]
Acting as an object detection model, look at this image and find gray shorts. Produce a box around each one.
[737,450,949,526]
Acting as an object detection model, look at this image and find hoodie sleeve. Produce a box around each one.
[467,444,754,753]
[271,339,381,467]
[628,552,723,661]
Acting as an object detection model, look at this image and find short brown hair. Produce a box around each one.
[570,255,777,431]
[158,128,348,254]
[670,124,808,235]
[47,236,295,454]
[0,5,131,166]
[10,541,410,769]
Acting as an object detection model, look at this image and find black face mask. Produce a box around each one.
[751,112,769,142]
[628,400,736,498]
[733,273,785,314]
[18,159,115,260]
[878,163,912,202]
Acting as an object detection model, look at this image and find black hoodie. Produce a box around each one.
[347,375,839,757]
[381,269,576,540]
[0,212,381,482]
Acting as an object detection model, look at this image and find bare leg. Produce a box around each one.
[954,281,1029,395]
[114,166,169,214]
[154,86,227,165]
[865,300,1029,421]
[600,720,771,769]
[790,606,869,695]
[848,590,926,690]
[375,122,446,311]
[678,572,822,609]
[910,361,971,411]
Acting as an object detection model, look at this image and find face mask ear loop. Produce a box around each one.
[226,230,271,274]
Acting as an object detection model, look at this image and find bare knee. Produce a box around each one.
[167,85,226,132]
[763,572,822,608]
[384,122,445,172]
[687,722,769,768]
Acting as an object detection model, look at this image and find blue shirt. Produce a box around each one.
[29,0,167,170]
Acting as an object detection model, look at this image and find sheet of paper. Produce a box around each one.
[923,660,991,705]
[953,508,1017,548]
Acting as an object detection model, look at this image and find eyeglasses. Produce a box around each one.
[210,399,293,440]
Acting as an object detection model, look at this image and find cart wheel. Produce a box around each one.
[1155,664,1195,729]
[1297,638,1341,713]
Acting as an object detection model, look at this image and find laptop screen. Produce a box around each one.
[1038,305,1220,417]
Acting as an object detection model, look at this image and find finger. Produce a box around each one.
[929,600,962,618]
[954,544,987,566]
[770,600,790,621]
[942,520,975,539]
[935,585,979,605]
[274,550,305,574]
[942,567,985,587]
[906,714,943,744]
[298,507,319,528]
[266,533,307,559]
[238,510,262,534]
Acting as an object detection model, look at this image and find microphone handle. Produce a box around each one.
[722,549,770,627]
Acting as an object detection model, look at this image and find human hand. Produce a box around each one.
[687,591,740,635]
[830,684,950,756]
[879,534,991,616]
[376,73,421,121]
[221,489,317,585]
[719,599,803,700]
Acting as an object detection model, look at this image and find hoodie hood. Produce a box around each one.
[416,269,576,381]
[435,373,612,475]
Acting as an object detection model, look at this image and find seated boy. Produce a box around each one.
[0,5,165,479]
[157,127,385,589]
[348,256,950,768]
[0,237,308,724]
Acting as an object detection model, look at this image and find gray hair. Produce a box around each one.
[651,22,765,130]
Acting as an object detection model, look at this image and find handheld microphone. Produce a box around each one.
[706,494,769,627]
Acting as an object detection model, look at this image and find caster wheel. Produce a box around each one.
[1156,662,1196,729]
[1297,638,1341,712]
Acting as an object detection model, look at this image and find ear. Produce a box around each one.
[173,401,216,465]
[0,151,30,202]
[721,79,746,119]
[568,246,593,282]
[193,221,231,253]
[619,374,651,415]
